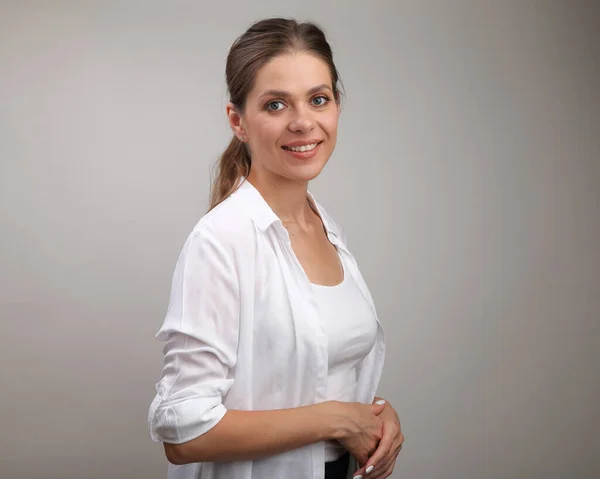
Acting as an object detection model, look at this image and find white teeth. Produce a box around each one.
[284,142,319,152]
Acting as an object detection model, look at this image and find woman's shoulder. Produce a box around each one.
[187,193,257,256]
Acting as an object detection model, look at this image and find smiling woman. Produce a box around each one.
[226,52,339,176]
[148,17,403,479]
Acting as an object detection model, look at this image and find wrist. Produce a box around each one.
[317,400,347,441]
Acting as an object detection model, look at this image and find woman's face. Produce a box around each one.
[228,52,340,185]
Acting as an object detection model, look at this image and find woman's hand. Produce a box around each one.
[329,401,386,467]
[351,398,404,479]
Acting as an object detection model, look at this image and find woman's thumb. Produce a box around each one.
[372,399,386,411]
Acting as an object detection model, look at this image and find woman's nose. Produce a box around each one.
[288,108,315,132]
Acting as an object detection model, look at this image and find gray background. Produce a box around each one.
[1,1,599,478]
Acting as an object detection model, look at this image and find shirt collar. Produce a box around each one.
[234,177,338,241]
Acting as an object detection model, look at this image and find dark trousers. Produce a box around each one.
[325,452,350,479]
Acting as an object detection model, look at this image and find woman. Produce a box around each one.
[148,17,404,479]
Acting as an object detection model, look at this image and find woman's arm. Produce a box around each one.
[165,399,386,465]
[164,401,339,464]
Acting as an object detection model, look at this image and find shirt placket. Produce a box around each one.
[274,223,329,403]
[273,223,328,479]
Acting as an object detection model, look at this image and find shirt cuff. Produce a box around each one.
[149,396,228,444]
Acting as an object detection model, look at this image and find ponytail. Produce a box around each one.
[208,136,251,212]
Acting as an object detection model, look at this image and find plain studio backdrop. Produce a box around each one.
[1,1,599,478]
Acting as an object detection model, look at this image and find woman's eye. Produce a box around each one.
[267,101,284,111]
[312,95,330,106]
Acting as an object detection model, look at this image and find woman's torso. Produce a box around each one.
[154,179,386,479]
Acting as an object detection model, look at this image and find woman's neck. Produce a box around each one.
[246,170,313,229]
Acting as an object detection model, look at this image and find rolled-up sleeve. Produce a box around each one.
[148,224,240,444]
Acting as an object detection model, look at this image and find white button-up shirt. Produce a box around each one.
[148,178,386,479]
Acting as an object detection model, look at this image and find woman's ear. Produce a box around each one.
[226,102,247,141]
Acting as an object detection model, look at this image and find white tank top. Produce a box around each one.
[310,250,378,462]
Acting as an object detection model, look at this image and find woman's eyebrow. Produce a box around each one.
[257,84,333,100]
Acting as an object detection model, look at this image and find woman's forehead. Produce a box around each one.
[249,53,332,98]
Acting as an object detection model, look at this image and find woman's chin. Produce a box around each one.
[287,162,327,182]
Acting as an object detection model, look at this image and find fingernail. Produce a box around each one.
[366,465,375,474]
[353,476,363,479]
[375,399,386,405]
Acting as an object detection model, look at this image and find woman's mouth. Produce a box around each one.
[281,141,323,159]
